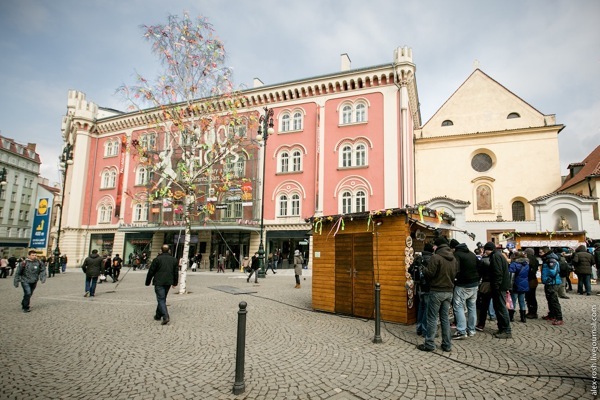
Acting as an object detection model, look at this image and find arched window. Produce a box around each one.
[355,143,366,166]
[342,105,352,124]
[293,112,302,131]
[341,191,352,214]
[105,141,114,157]
[355,190,366,212]
[99,204,113,223]
[441,120,454,126]
[291,150,302,172]
[355,103,366,122]
[341,145,352,167]
[134,203,148,222]
[281,114,290,132]
[291,194,300,216]
[109,170,117,188]
[279,194,288,216]
[507,112,521,119]
[512,201,525,221]
[280,152,289,173]
[136,167,148,185]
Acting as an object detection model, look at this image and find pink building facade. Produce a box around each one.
[57,47,420,268]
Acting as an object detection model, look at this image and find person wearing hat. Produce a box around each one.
[539,246,564,325]
[483,242,512,338]
[417,237,458,352]
[293,249,304,288]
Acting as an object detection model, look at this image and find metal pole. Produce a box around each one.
[232,301,247,395]
[257,109,269,279]
[373,282,382,343]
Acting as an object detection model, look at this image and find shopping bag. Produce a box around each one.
[505,291,514,310]
[99,274,106,282]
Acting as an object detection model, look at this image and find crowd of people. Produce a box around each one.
[411,237,600,352]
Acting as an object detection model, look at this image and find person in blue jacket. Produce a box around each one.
[540,246,563,325]
[508,251,529,323]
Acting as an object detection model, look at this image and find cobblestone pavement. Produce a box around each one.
[0,267,596,399]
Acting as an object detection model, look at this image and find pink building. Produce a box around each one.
[57,47,420,268]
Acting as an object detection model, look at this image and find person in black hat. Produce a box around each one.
[483,242,512,338]
[417,237,458,352]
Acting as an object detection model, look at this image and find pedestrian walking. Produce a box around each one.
[247,252,260,283]
[265,252,277,275]
[8,255,17,276]
[112,254,123,281]
[0,256,9,278]
[293,249,304,288]
[13,250,46,312]
[145,245,179,325]
[81,249,104,297]
[60,254,68,273]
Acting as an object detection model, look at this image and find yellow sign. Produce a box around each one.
[37,198,48,215]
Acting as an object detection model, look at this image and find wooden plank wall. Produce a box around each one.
[312,215,423,325]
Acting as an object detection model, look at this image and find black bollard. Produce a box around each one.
[373,282,382,343]
[232,301,247,395]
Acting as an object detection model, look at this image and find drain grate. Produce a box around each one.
[209,285,257,295]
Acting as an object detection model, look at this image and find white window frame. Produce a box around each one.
[133,203,148,222]
[281,114,290,132]
[98,204,113,223]
[136,167,148,185]
[291,194,300,216]
[279,152,289,173]
[292,112,303,131]
[338,189,368,214]
[278,194,288,216]
[291,150,302,172]
[340,100,368,125]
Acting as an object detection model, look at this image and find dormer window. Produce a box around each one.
[507,112,520,119]
[441,120,453,127]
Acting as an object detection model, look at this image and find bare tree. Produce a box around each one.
[119,13,257,293]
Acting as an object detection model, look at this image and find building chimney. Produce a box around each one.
[341,53,351,71]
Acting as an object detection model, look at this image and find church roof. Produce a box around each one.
[557,145,600,191]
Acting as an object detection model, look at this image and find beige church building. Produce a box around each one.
[415,69,598,247]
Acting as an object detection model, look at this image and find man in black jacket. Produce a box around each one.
[145,245,179,325]
[524,248,540,318]
[418,237,458,352]
[484,242,512,339]
[450,240,480,340]
[82,249,104,298]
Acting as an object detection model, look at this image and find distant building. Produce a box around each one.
[416,69,598,245]
[0,135,41,257]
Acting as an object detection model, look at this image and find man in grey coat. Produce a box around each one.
[145,245,179,325]
[13,250,46,312]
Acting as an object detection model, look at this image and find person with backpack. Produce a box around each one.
[409,243,434,337]
[540,246,564,325]
[13,250,46,312]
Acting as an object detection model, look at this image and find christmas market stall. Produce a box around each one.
[309,207,474,324]
[503,230,587,284]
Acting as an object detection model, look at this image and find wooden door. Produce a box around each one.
[334,233,374,318]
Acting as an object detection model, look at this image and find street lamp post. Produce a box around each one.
[53,144,73,276]
[256,107,274,279]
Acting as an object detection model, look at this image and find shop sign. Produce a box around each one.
[215,204,228,210]
[242,202,253,207]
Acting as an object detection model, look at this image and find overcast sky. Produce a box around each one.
[1,0,598,186]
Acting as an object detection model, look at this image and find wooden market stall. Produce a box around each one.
[309,207,469,325]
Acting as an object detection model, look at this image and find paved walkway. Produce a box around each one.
[0,268,595,399]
